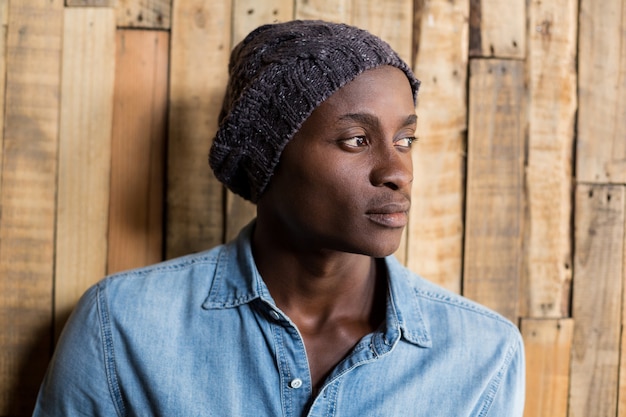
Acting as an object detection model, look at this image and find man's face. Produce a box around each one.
[258,65,417,258]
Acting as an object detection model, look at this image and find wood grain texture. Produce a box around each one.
[116,0,170,28]
[167,0,231,258]
[232,0,293,42]
[66,0,116,6]
[295,0,351,22]
[406,0,468,292]
[524,0,577,318]
[350,0,413,64]
[522,318,573,417]
[55,8,115,339]
[107,30,168,274]
[569,185,624,417]
[0,0,63,414]
[463,59,524,322]
[469,0,525,58]
[576,0,626,183]
[619,187,626,417]
[0,0,8,199]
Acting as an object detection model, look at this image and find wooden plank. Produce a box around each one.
[225,0,294,242]
[232,0,293,42]
[405,0,468,293]
[469,0,525,59]
[107,29,168,274]
[523,0,577,318]
[0,0,8,198]
[576,0,626,183]
[295,0,413,63]
[522,318,573,417]
[463,59,524,322]
[351,0,413,64]
[569,185,624,417]
[167,0,231,258]
[0,0,63,414]
[294,0,352,23]
[55,8,115,339]
[620,186,626,417]
[116,0,170,29]
[66,0,115,6]
[619,187,626,417]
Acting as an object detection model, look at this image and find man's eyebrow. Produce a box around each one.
[338,113,417,127]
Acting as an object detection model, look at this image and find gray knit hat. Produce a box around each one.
[209,20,420,203]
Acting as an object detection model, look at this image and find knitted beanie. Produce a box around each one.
[209,19,420,203]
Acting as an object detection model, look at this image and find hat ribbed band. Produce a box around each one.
[209,20,420,203]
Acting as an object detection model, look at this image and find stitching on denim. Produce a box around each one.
[272,323,291,416]
[400,288,430,345]
[97,284,126,417]
[321,381,337,417]
[105,251,220,283]
[207,245,228,303]
[413,288,514,326]
[475,332,520,417]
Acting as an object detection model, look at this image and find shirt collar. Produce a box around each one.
[202,221,431,348]
[383,256,432,348]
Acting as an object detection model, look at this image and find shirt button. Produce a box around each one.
[289,378,303,389]
[269,310,281,321]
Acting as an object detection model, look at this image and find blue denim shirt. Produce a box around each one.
[34,223,524,416]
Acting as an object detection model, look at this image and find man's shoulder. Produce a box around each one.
[98,244,228,300]
[394,262,521,341]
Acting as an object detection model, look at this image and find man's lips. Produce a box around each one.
[365,202,410,228]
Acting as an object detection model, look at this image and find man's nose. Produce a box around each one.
[369,144,413,191]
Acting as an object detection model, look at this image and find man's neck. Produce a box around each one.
[251,221,386,331]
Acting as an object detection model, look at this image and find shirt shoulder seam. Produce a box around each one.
[476,331,523,416]
[96,282,127,417]
[412,287,516,328]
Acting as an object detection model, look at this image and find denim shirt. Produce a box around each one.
[34,223,525,417]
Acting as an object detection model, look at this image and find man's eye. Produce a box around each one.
[342,136,368,148]
[395,136,416,149]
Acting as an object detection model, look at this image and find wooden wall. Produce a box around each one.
[0,0,623,415]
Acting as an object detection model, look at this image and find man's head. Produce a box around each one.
[209,20,420,203]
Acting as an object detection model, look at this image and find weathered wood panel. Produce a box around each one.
[167,0,231,257]
[0,0,64,414]
[524,0,577,318]
[469,0,525,58]
[522,318,573,417]
[232,0,293,42]
[619,200,626,417]
[463,59,525,322]
[107,30,168,274]
[116,0,170,29]
[0,0,8,189]
[576,0,626,183]
[569,185,624,417]
[295,0,352,22]
[55,8,115,338]
[351,0,413,64]
[66,0,115,6]
[406,0,468,293]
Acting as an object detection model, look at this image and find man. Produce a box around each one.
[34,20,524,416]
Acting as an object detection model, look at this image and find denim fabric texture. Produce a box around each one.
[33,222,525,417]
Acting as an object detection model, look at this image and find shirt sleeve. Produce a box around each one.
[32,283,122,417]
[482,328,526,417]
